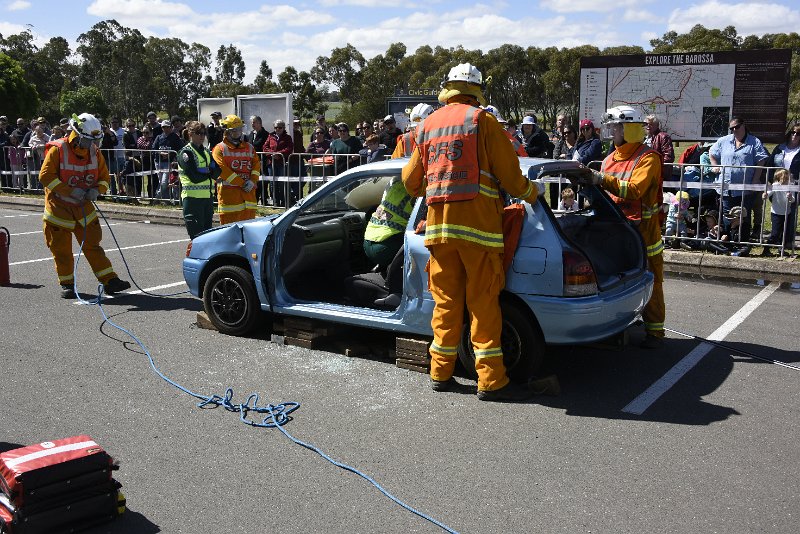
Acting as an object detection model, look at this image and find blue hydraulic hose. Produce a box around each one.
[71,202,460,534]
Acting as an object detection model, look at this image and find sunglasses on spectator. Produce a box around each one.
[791,131,800,136]
[564,130,574,134]
[337,128,347,132]
[275,126,284,129]
[729,124,743,131]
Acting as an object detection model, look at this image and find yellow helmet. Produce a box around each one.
[220,114,244,130]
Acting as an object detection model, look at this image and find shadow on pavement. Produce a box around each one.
[535,327,800,425]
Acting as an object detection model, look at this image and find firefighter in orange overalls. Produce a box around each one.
[402,63,541,402]
[39,112,131,299]
[391,103,434,159]
[212,115,260,224]
[583,105,665,349]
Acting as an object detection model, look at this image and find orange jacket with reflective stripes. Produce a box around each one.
[392,130,417,158]
[600,142,664,256]
[39,138,110,205]
[416,103,481,204]
[212,139,260,187]
[402,96,539,252]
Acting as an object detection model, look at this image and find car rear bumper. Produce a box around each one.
[182,258,205,298]
[523,272,654,345]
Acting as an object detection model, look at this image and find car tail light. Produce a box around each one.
[185,241,192,258]
[562,249,597,296]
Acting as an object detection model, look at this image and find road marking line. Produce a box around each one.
[9,238,189,266]
[622,281,781,415]
[11,221,139,236]
[2,212,40,218]
[75,281,187,304]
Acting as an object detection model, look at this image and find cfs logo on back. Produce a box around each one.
[426,140,463,165]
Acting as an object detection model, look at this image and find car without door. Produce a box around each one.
[183,157,653,381]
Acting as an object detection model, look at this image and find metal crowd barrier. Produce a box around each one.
[553,159,798,257]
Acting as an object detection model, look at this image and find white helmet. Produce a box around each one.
[443,62,483,87]
[601,105,644,125]
[601,105,646,142]
[409,103,434,123]
[484,105,505,123]
[69,113,102,140]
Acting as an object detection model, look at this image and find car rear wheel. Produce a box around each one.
[203,265,260,336]
[457,301,545,382]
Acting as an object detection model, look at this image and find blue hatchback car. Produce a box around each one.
[183,157,653,380]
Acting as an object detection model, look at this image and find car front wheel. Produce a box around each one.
[457,301,545,382]
[203,265,260,336]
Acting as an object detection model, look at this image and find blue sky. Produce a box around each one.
[1,0,799,84]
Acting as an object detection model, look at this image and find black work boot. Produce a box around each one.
[60,284,76,299]
[430,377,458,392]
[477,381,535,402]
[103,277,131,294]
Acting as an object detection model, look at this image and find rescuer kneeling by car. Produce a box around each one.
[402,63,541,402]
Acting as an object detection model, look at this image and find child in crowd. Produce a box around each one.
[665,191,694,247]
[557,187,577,211]
[763,168,796,254]
[7,134,25,189]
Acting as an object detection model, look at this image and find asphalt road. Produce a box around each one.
[1,206,798,534]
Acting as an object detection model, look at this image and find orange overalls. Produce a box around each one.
[212,139,261,224]
[392,130,417,158]
[600,142,665,338]
[39,138,119,286]
[402,97,539,392]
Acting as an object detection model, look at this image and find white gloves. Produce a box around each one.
[241,179,255,193]
[532,178,546,196]
[70,188,86,201]
[85,189,100,202]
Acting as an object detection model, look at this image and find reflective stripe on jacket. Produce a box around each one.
[600,142,663,256]
[46,138,99,191]
[416,103,481,204]
[363,179,413,242]
[402,96,539,252]
[601,143,657,223]
[212,140,259,187]
[179,144,213,200]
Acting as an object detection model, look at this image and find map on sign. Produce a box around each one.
[606,65,734,140]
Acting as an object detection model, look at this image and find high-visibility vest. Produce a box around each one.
[45,138,99,190]
[363,179,413,242]
[505,130,527,157]
[402,130,416,157]
[416,103,481,204]
[179,144,213,200]
[600,143,659,224]
[220,142,255,187]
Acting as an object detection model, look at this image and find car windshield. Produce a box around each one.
[302,174,396,214]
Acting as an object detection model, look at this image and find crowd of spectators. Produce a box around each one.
[1,108,797,255]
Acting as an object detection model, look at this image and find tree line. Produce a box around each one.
[0,21,797,132]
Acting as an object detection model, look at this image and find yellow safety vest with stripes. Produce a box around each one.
[178,144,213,200]
[363,179,414,243]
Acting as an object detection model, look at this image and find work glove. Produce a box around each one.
[532,178,546,196]
[571,166,604,186]
[69,187,86,201]
[85,189,100,202]
[241,179,255,193]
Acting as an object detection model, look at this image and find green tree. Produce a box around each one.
[484,44,532,122]
[76,20,149,119]
[277,66,325,123]
[543,45,600,127]
[211,44,247,97]
[59,86,108,118]
[347,43,408,123]
[252,60,280,93]
[650,25,741,53]
[0,53,39,120]
[0,30,75,122]
[311,44,365,104]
